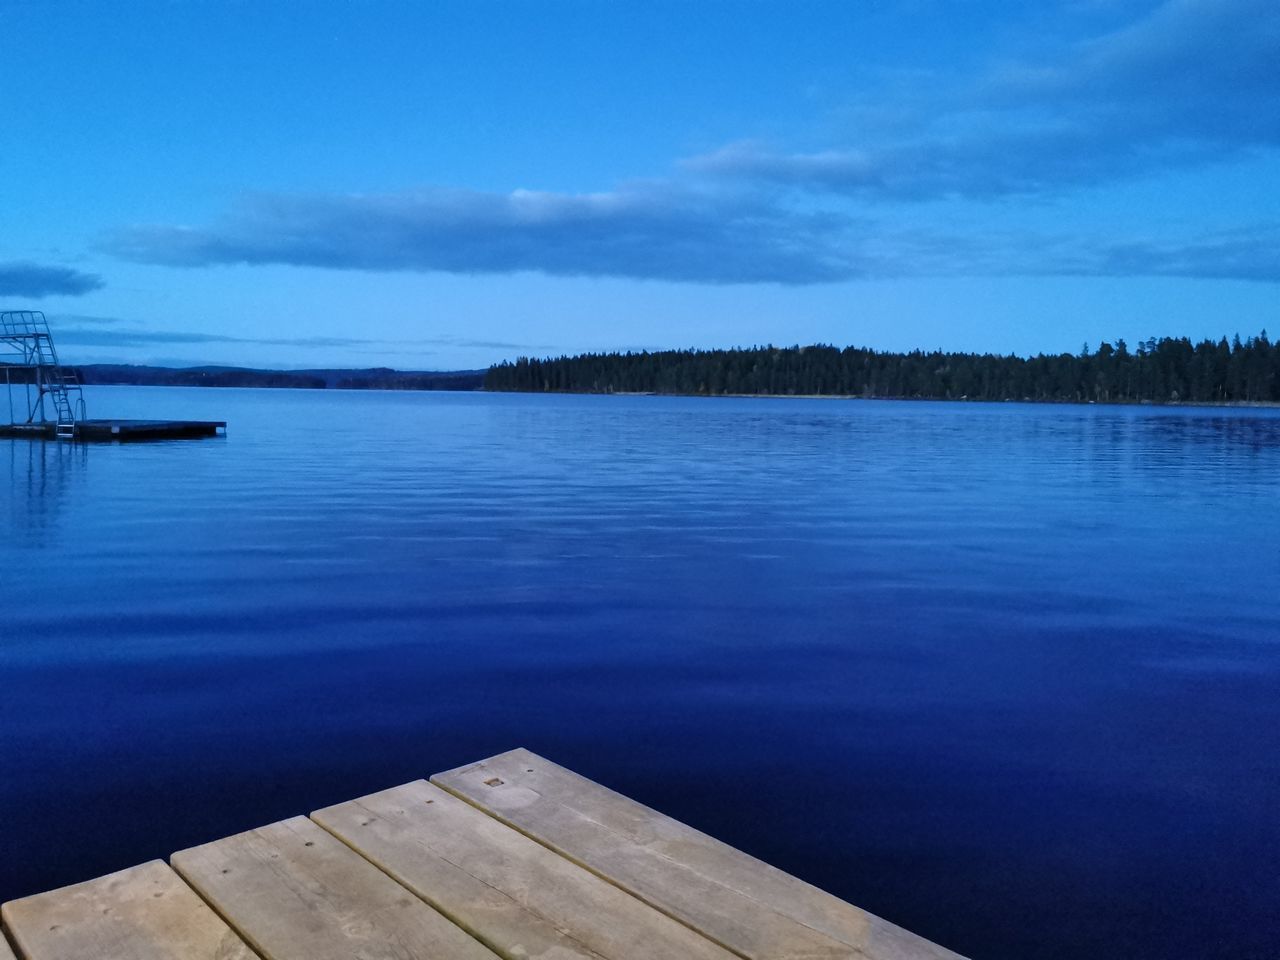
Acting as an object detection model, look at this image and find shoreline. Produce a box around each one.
[497,389,1280,410]
[74,381,1280,409]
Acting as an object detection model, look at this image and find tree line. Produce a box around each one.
[485,333,1280,404]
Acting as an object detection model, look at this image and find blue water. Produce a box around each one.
[2,387,1278,959]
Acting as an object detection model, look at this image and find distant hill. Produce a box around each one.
[52,364,485,391]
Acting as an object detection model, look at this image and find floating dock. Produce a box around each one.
[3,310,225,443]
[1,749,963,960]
[0,419,226,441]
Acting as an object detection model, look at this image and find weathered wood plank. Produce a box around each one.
[171,815,497,960]
[313,779,737,960]
[0,859,255,960]
[433,748,965,960]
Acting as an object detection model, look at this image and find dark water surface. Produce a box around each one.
[3,387,1278,958]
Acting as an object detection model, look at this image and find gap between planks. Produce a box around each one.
[432,748,967,960]
[2,749,966,960]
[311,778,736,960]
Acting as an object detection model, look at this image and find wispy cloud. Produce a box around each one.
[51,328,369,349]
[45,315,553,353]
[826,221,1280,284]
[48,313,128,326]
[0,262,103,297]
[1065,223,1280,282]
[687,0,1280,200]
[102,186,863,285]
[417,335,556,351]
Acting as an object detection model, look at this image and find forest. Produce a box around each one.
[485,333,1280,404]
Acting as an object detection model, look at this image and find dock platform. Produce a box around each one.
[0,419,225,441]
[0,748,964,959]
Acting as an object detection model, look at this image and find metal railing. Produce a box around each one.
[1,310,87,437]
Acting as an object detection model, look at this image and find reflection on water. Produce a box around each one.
[1,387,1279,960]
[2,439,88,541]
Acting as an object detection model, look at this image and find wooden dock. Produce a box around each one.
[0,749,966,960]
[0,419,226,441]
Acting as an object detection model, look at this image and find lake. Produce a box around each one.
[2,386,1278,959]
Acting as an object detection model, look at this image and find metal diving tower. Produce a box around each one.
[1,310,86,439]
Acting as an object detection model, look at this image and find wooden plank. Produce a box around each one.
[313,779,737,960]
[433,749,966,960]
[171,815,497,960]
[0,860,256,960]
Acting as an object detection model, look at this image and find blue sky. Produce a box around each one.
[1,0,1277,369]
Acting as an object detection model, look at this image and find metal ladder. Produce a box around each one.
[0,310,86,438]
